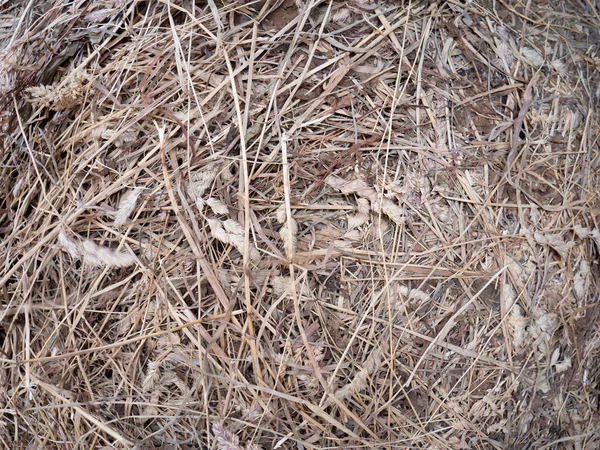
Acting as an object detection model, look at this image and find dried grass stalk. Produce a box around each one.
[2,0,599,447]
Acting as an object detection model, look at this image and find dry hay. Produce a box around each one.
[1,0,599,449]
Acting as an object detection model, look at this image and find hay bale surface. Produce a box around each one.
[1,0,599,448]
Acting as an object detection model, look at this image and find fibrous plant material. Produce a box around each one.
[1,0,599,448]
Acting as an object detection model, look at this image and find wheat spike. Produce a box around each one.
[188,164,219,208]
[501,284,527,349]
[573,260,590,300]
[0,46,17,94]
[276,204,297,258]
[333,347,383,402]
[142,360,161,392]
[114,188,142,227]
[206,197,229,215]
[85,8,115,22]
[208,218,260,261]
[398,285,430,303]
[326,175,407,226]
[26,70,90,110]
[573,224,600,249]
[58,232,81,260]
[58,232,136,268]
[533,232,574,260]
[331,8,351,23]
[212,422,243,450]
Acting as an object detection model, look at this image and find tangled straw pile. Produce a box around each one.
[1,0,599,448]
